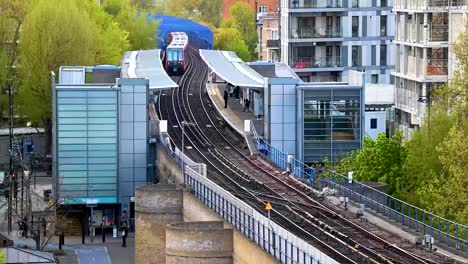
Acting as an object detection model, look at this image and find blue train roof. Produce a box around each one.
[151,15,214,50]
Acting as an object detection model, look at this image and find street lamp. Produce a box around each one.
[180,121,195,179]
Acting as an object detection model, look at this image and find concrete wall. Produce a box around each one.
[135,184,184,264]
[166,221,233,264]
[156,147,183,184]
[183,192,279,264]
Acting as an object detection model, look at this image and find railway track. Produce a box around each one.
[155,48,454,264]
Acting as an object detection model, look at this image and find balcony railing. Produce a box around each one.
[290,27,342,39]
[291,56,341,69]
[395,0,467,10]
[266,39,280,48]
[398,24,448,43]
[427,59,448,76]
[290,0,343,8]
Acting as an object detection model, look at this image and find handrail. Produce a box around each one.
[249,120,468,253]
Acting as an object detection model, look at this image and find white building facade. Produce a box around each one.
[393,0,467,138]
[280,0,396,83]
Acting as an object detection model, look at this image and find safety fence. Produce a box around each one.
[250,121,468,253]
[157,133,337,264]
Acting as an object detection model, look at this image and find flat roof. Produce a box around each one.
[199,49,264,88]
[0,127,45,136]
[121,49,178,90]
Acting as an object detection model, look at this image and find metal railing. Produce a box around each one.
[249,120,468,253]
[291,56,341,69]
[290,0,343,8]
[157,131,335,263]
[395,0,467,9]
[290,27,342,39]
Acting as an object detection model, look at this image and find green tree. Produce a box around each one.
[197,0,223,27]
[229,2,258,58]
[215,27,250,61]
[18,0,100,148]
[334,132,406,194]
[0,249,5,264]
[102,0,159,50]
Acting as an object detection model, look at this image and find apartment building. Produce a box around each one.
[393,0,467,138]
[280,0,396,83]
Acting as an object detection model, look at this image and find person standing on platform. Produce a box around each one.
[224,90,229,108]
[245,98,250,112]
[121,222,128,247]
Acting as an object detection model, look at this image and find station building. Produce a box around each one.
[52,50,177,228]
[200,49,364,164]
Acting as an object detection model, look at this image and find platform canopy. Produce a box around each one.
[199,49,265,88]
[121,49,178,90]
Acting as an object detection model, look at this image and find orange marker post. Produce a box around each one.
[265,202,273,228]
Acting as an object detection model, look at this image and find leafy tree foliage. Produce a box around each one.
[102,0,159,50]
[334,131,406,194]
[215,27,250,61]
[229,2,258,57]
[163,0,223,27]
[0,249,5,264]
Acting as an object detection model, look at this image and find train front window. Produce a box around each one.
[168,49,176,61]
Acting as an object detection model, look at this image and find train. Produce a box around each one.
[165,32,189,76]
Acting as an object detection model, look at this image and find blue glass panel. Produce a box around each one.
[58,125,87,131]
[89,177,117,184]
[134,85,147,93]
[59,164,87,171]
[88,138,116,144]
[88,104,117,111]
[61,184,88,191]
[59,112,87,118]
[57,91,87,97]
[58,118,87,124]
[89,170,117,177]
[92,191,117,197]
[87,91,117,98]
[88,98,116,104]
[59,131,87,138]
[88,157,117,164]
[58,98,87,104]
[88,118,116,124]
[60,171,87,177]
[59,145,87,151]
[59,158,87,164]
[88,124,117,131]
[88,144,117,151]
[90,184,116,191]
[88,111,117,118]
[58,105,87,111]
[88,151,116,158]
[65,197,117,204]
[59,138,87,144]
[61,178,87,184]
[88,131,117,137]
[88,164,116,171]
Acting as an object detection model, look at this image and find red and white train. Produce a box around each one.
[165,32,188,76]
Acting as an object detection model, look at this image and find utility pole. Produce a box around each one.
[8,78,14,235]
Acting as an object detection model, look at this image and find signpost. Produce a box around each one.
[265,202,274,255]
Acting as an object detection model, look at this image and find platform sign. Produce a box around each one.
[265,202,273,210]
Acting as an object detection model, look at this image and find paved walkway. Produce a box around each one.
[206,83,258,135]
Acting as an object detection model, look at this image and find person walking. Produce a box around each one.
[223,90,229,108]
[245,98,250,112]
[121,222,128,247]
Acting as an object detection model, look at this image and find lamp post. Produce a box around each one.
[181,121,195,179]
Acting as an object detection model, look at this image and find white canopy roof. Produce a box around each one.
[199,49,264,88]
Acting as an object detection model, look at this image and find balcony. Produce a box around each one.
[398,24,448,44]
[290,0,343,9]
[427,59,448,76]
[291,56,341,69]
[290,27,342,39]
[395,0,468,10]
[266,39,280,48]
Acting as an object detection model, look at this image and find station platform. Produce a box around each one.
[206,83,262,136]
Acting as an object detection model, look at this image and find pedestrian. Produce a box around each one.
[121,222,128,247]
[242,99,246,112]
[245,98,250,112]
[223,90,229,108]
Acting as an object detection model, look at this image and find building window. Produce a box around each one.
[352,0,359,7]
[380,44,387,66]
[352,16,359,37]
[259,6,268,13]
[370,118,378,129]
[352,46,361,66]
[271,30,278,40]
[371,74,379,84]
[380,16,387,36]
[381,0,388,7]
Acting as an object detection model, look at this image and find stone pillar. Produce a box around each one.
[135,184,183,264]
[166,221,233,264]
